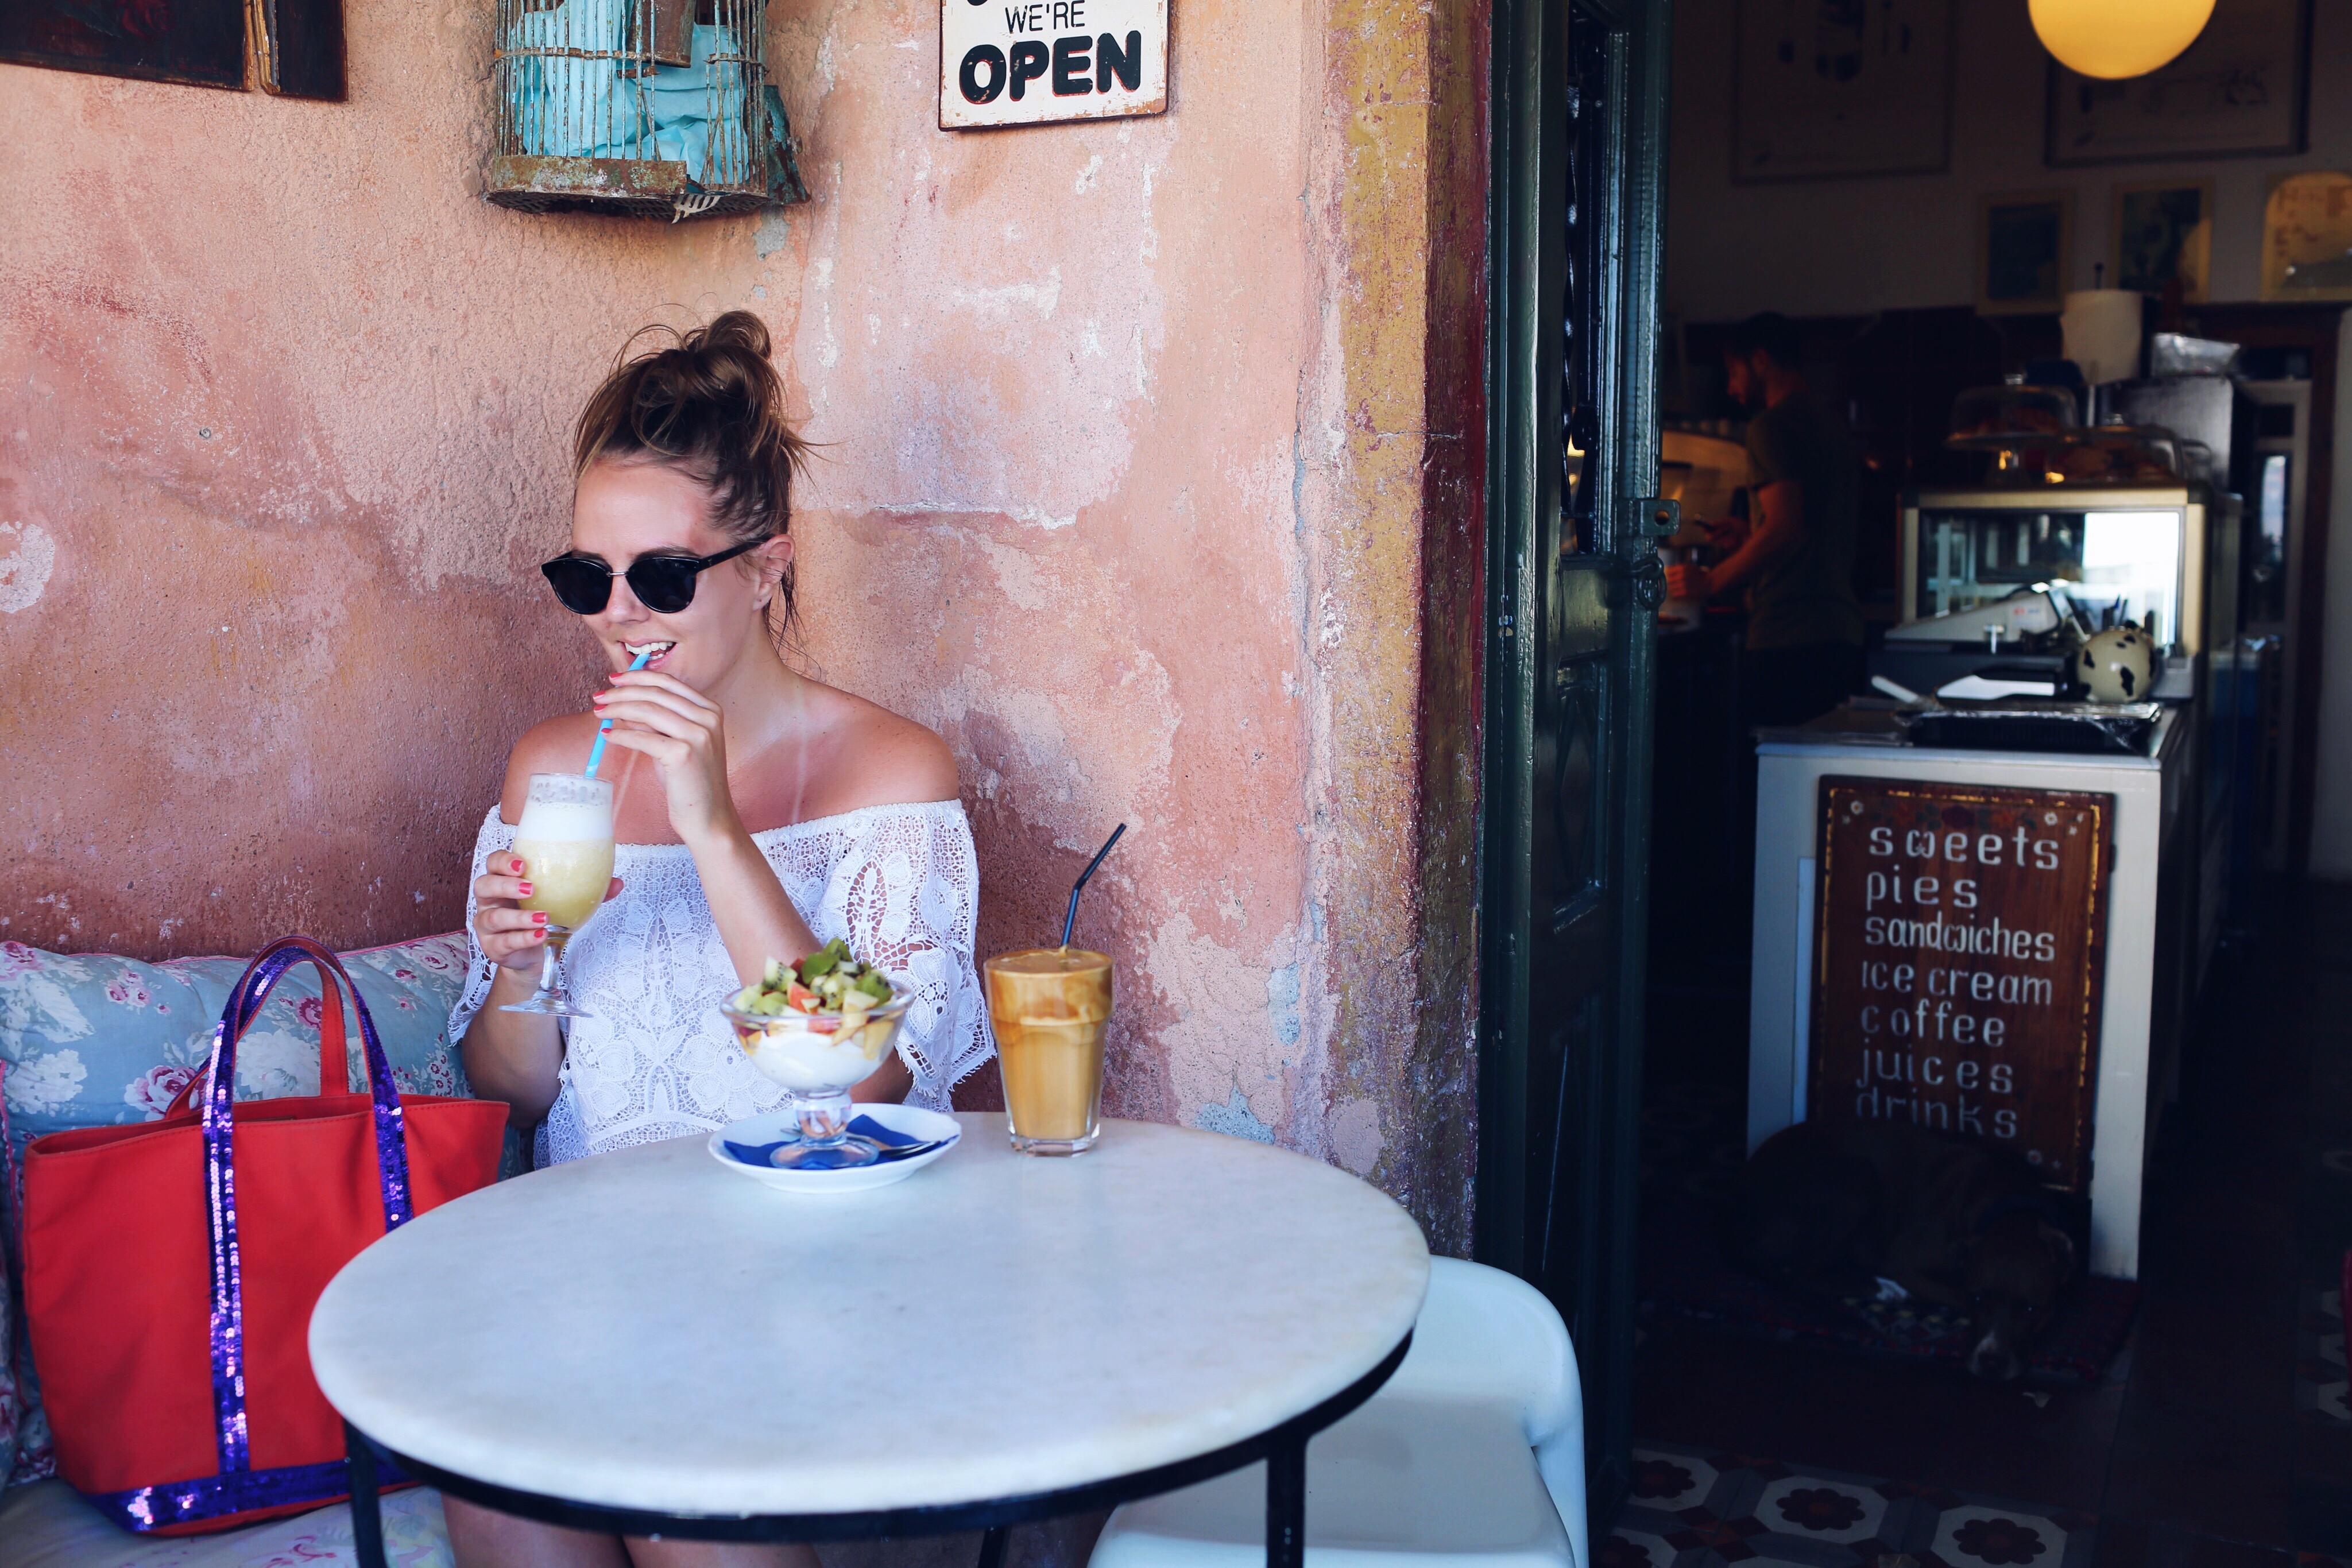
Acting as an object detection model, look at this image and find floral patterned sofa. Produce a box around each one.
[0,933,483,1568]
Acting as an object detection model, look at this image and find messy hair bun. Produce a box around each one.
[574,311,811,641]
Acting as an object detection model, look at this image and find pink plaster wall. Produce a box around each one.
[0,0,1483,1240]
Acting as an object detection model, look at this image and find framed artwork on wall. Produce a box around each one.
[2047,0,2310,167]
[0,0,248,88]
[1978,190,2075,316]
[2114,180,2214,303]
[0,0,343,95]
[2261,172,2352,303]
[1731,0,1955,184]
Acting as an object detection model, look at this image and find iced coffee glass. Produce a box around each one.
[500,772,616,1019]
[985,948,1112,1155]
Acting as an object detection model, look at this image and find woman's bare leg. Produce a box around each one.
[443,1496,633,1568]
[625,1540,819,1568]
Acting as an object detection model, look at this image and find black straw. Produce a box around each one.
[1061,823,1127,948]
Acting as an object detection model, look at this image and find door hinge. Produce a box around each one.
[1602,553,1667,612]
[1637,497,1681,538]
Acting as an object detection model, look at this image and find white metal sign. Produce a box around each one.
[938,0,1167,130]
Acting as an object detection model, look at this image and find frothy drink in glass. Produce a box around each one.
[501,772,615,1019]
[513,800,616,931]
[985,948,1112,1155]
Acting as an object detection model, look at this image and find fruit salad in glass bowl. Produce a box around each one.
[720,941,912,1098]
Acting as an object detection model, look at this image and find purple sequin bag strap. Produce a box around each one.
[198,936,414,1480]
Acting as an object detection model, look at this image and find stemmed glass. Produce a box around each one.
[721,993,914,1168]
[500,773,616,1019]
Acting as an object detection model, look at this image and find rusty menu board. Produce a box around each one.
[1810,777,2113,1190]
[939,0,1168,130]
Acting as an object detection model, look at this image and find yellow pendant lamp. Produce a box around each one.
[2030,0,2216,80]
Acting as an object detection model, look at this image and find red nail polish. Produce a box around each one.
[519,882,535,896]
[531,910,547,922]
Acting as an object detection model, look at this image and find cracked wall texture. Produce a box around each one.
[0,0,1486,1248]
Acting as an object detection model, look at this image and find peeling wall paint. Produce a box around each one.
[0,523,57,613]
[0,0,1487,1249]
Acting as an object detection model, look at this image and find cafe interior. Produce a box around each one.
[2,2,2351,1568]
[1635,3,2352,1567]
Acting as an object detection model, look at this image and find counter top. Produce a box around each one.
[1754,704,2178,770]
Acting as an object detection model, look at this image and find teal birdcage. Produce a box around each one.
[489,0,808,220]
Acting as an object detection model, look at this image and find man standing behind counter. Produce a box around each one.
[1666,312,1864,728]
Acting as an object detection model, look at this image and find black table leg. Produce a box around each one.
[1265,1432,1306,1568]
[346,1422,389,1568]
[976,1524,1011,1568]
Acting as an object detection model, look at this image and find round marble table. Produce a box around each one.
[311,1113,1429,1568]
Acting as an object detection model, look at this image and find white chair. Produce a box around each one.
[1089,1257,1587,1568]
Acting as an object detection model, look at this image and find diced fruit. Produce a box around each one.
[729,946,895,1017]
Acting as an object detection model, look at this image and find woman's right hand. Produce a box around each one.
[473,853,624,972]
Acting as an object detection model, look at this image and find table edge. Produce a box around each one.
[350,1331,1414,1539]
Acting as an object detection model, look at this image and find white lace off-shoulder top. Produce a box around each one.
[447,799,991,1168]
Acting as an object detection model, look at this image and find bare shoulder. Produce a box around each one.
[811,687,959,818]
[497,714,601,824]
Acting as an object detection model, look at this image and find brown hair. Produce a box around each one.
[573,310,812,644]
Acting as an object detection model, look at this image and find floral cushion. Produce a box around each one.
[0,933,478,1490]
[0,935,473,1146]
[0,1227,14,1493]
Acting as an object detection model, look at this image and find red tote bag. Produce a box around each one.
[20,935,508,1534]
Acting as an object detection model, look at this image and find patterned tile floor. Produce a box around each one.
[1606,1444,2096,1568]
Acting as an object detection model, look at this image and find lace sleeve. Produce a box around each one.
[447,807,518,1056]
[813,803,992,1110]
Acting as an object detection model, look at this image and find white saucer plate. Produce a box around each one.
[707,1102,961,1194]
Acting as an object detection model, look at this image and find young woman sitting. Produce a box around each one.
[446,311,990,1568]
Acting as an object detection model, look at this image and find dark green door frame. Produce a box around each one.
[1477,0,1671,1542]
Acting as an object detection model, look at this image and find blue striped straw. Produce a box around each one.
[584,648,653,780]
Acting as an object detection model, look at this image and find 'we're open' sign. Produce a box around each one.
[939,0,1167,129]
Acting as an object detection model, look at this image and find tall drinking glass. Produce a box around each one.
[500,773,616,1019]
[985,948,1113,1155]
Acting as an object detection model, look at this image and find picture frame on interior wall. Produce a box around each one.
[2260,171,2352,303]
[1977,189,2074,316]
[2047,0,2310,167]
[2113,180,2214,304]
[1730,0,1955,183]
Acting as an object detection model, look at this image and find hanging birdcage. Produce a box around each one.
[488,0,808,220]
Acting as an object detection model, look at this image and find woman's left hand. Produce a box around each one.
[592,671,741,846]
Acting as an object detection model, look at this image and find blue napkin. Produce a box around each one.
[724,1116,940,1171]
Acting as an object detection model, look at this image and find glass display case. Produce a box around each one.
[1899,486,2228,655]
[1948,377,2079,439]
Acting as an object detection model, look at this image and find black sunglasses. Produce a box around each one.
[540,540,760,615]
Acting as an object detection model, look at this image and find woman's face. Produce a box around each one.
[568,457,790,688]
